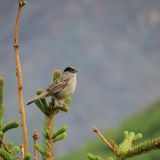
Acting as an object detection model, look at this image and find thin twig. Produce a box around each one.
[32,130,39,160]
[20,144,24,159]
[93,127,116,152]
[13,0,28,154]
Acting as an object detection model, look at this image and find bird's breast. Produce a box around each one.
[55,77,76,99]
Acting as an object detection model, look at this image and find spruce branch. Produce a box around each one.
[43,114,54,160]
[53,132,67,143]
[52,125,67,143]
[34,99,48,115]
[35,143,49,159]
[36,89,48,108]
[7,142,14,150]
[6,141,19,156]
[0,148,13,160]
[125,137,160,158]
[87,153,104,160]
[116,131,142,157]
[0,139,12,156]
[32,69,72,160]
[87,130,160,160]
[52,125,67,139]
[43,130,50,140]
[13,0,28,154]
[34,95,55,160]
[10,146,19,156]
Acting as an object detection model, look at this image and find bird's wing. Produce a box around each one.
[46,75,70,95]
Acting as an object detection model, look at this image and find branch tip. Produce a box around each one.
[93,127,115,153]
[13,44,19,49]
[20,144,24,159]
[32,130,39,141]
[93,127,98,133]
[0,77,4,84]
[33,130,38,160]
[19,0,25,6]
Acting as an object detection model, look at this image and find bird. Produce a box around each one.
[27,67,77,105]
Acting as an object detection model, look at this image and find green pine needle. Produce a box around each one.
[11,146,20,156]
[53,132,67,143]
[87,153,96,159]
[23,153,31,160]
[34,100,48,115]
[35,143,49,159]
[0,131,4,139]
[87,153,104,160]
[53,125,68,139]
[127,137,160,158]
[43,129,50,139]
[2,120,20,133]
[7,142,14,149]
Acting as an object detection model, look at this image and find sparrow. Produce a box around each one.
[27,67,77,105]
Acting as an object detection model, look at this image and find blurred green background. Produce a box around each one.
[57,100,160,160]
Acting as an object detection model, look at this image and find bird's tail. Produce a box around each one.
[27,91,47,105]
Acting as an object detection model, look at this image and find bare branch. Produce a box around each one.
[13,0,28,154]
[32,130,39,160]
[93,127,116,152]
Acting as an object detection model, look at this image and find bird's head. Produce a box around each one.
[63,67,77,73]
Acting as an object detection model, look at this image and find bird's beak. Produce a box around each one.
[74,69,78,73]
